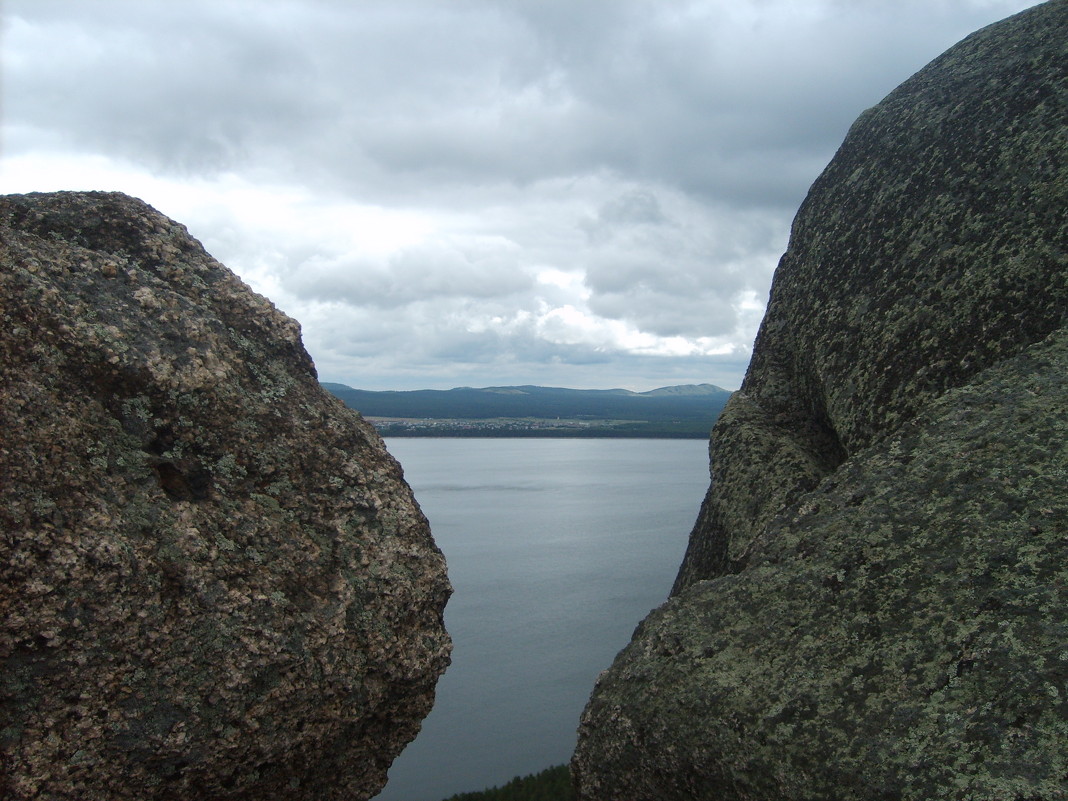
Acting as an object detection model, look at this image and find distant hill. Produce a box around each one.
[322,383,731,424]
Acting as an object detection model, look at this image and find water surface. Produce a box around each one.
[375,438,709,801]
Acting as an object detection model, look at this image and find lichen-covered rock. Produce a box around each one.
[576,331,1068,800]
[674,0,1067,590]
[0,191,451,800]
[573,2,1068,799]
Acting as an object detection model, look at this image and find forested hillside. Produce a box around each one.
[323,383,730,422]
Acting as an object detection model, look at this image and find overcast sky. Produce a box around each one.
[1,0,1042,390]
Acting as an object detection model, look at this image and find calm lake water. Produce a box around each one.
[374,438,710,801]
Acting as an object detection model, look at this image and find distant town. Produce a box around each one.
[367,416,715,438]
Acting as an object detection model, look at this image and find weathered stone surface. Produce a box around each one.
[574,2,1068,798]
[576,332,1068,800]
[674,0,1067,591]
[0,191,451,800]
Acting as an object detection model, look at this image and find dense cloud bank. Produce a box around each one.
[1,0,1042,389]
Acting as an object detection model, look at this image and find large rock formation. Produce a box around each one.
[0,192,452,800]
[574,2,1068,799]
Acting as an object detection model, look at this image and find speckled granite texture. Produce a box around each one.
[0,191,451,800]
[574,2,1068,798]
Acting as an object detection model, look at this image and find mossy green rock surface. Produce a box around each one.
[574,2,1068,798]
[0,192,451,800]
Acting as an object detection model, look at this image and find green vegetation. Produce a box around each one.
[440,764,573,801]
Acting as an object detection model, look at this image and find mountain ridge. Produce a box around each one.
[322,381,729,396]
[321,382,732,423]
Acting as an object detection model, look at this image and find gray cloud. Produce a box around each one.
[1,0,1043,390]
[9,0,1033,201]
[288,245,534,310]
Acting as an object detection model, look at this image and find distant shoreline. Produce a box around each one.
[371,417,712,439]
[326,382,728,438]
[325,382,729,438]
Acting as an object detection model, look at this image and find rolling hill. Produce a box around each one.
[322,382,730,421]
[321,383,732,437]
